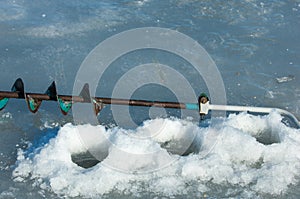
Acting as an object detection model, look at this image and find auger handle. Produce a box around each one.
[199,101,300,128]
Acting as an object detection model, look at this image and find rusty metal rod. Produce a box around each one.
[0,91,190,109]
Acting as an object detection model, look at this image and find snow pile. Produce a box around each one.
[13,112,300,198]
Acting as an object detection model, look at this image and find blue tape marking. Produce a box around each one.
[185,103,198,110]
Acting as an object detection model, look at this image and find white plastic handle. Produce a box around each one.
[200,101,300,128]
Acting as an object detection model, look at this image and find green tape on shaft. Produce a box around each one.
[185,103,198,110]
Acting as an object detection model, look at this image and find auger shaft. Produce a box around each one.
[0,78,299,128]
[0,91,187,108]
[0,78,197,116]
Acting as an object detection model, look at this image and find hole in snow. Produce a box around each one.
[71,151,101,168]
[252,129,281,145]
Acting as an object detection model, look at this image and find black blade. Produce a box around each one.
[11,78,25,98]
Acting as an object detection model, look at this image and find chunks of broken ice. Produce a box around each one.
[276,75,295,83]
